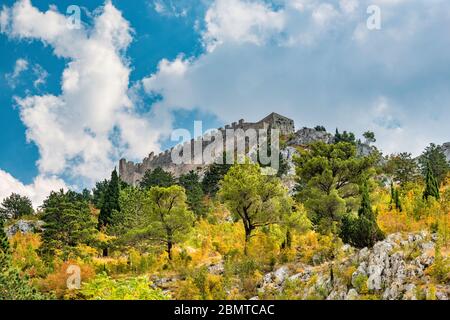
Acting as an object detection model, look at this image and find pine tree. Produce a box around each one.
[423,162,440,200]
[40,190,97,259]
[98,168,120,229]
[179,171,205,219]
[140,167,175,189]
[0,193,34,219]
[419,143,450,186]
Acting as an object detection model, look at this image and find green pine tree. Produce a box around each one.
[140,167,175,189]
[40,190,97,259]
[423,162,440,200]
[98,168,121,229]
[179,171,206,219]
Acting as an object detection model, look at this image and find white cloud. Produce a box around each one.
[203,0,285,50]
[152,0,188,18]
[0,0,167,197]
[312,3,338,26]
[143,0,450,157]
[0,170,67,209]
[32,64,48,88]
[5,58,28,87]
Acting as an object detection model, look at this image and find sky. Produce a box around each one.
[0,0,449,207]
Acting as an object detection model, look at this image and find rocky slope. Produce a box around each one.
[255,231,448,300]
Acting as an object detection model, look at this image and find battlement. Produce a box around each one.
[119,113,295,185]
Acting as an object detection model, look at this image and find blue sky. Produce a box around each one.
[1,0,450,206]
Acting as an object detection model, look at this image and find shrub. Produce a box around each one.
[80,273,168,300]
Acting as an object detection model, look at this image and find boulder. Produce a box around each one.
[6,219,44,238]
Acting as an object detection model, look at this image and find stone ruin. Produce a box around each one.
[119,112,295,186]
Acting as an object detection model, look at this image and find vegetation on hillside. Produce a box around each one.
[0,132,449,300]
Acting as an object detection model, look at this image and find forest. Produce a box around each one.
[1,131,449,300]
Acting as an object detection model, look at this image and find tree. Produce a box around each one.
[98,168,120,229]
[384,152,420,186]
[0,216,48,300]
[390,182,403,212]
[363,131,376,145]
[202,161,231,196]
[40,190,97,259]
[219,162,292,254]
[92,179,109,208]
[280,205,311,249]
[179,171,205,219]
[146,186,195,260]
[314,125,326,132]
[140,167,175,189]
[0,193,34,219]
[108,187,152,251]
[419,143,450,186]
[294,141,376,233]
[334,128,356,144]
[341,183,384,248]
[423,162,440,200]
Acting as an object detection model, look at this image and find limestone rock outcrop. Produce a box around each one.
[6,219,44,238]
[257,231,448,300]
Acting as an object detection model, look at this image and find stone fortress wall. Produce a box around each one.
[119,113,295,186]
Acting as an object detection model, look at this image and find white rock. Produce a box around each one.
[345,289,359,300]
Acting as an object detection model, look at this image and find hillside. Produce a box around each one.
[1,125,449,301]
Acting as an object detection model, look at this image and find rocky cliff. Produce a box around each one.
[255,231,448,300]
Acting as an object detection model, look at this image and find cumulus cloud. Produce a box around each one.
[1,0,165,190]
[0,170,67,208]
[143,0,450,156]
[203,0,285,50]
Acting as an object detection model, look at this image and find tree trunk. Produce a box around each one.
[244,225,253,255]
[102,247,108,257]
[281,229,292,249]
[167,240,173,260]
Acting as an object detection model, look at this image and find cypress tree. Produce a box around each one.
[342,182,384,248]
[423,162,440,200]
[394,189,402,212]
[390,182,402,212]
[98,168,120,229]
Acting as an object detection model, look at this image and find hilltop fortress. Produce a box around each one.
[119,113,295,186]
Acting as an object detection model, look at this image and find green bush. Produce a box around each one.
[80,273,169,300]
